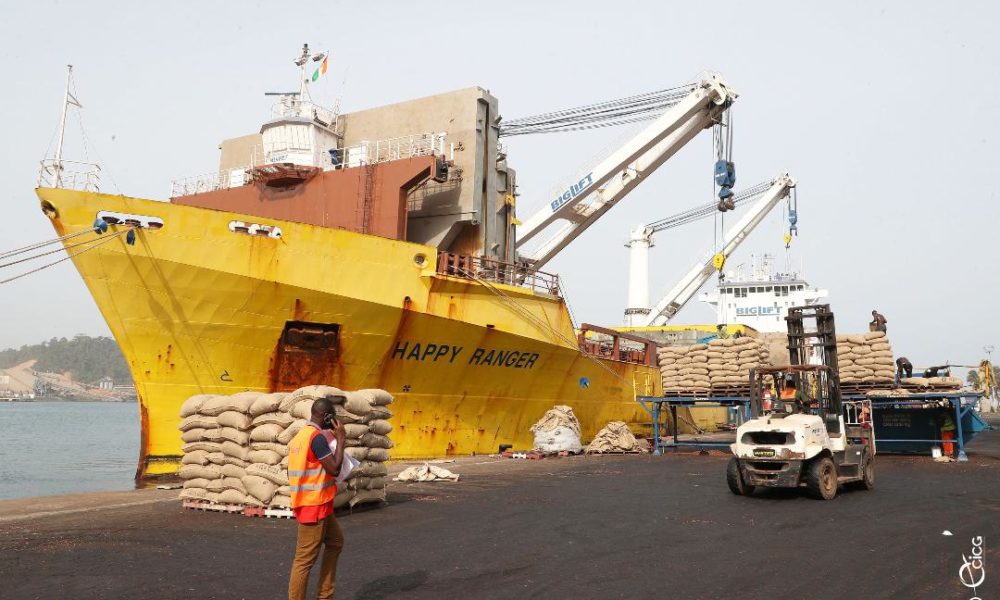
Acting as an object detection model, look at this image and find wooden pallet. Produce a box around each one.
[181,499,293,518]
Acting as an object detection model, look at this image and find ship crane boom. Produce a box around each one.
[632,172,796,327]
[513,73,737,269]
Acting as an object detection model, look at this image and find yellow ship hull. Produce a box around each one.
[37,188,663,479]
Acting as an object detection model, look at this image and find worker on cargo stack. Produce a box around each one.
[870,310,887,333]
[287,397,346,600]
[896,357,913,381]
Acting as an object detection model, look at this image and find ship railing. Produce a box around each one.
[577,323,658,367]
[436,252,562,296]
[343,132,447,169]
[170,170,250,198]
[37,159,101,192]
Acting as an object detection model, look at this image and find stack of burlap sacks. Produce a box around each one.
[658,337,771,393]
[177,385,393,510]
[836,331,895,385]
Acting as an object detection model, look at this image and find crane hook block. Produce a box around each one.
[788,209,798,227]
[712,253,726,271]
[714,160,736,190]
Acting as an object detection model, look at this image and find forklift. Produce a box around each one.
[727,304,876,500]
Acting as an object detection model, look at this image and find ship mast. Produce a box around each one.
[53,65,82,188]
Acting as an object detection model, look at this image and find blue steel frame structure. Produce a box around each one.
[638,390,985,461]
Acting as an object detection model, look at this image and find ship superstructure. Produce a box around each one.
[699,254,828,332]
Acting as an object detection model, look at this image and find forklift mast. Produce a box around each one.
[785,304,842,429]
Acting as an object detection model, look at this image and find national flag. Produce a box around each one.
[311,54,329,82]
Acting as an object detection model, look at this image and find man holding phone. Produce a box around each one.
[287,397,347,600]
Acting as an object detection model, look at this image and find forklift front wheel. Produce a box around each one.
[727,457,754,496]
[807,456,838,500]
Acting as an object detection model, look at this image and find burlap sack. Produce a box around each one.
[270,494,292,509]
[218,489,246,505]
[852,345,872,356]
[366,448,391,462]
[180,394,216,418]
[202,428,223,442]
[179,464,221,480]
[675,357,693,366]
[221,441,250,461]
[846,335,867,345]
[343,424,370,439]
[291,400,313,420]
[207,477,246,493]
[249,393,288,417]
[179,415,216,432]
[182,442,221,454]
[348,476,389,491]
[217,427,250,446]
[200,392,260,416]
[282,385,346,411]
[242,475,278,503]
[865,331,886,341]
[335,407,368,425]
[251,412,295,428]
[368,420,393,436]
[217,411,252,431]
[870,342,891,352]
[247,449,283,466]
[352,460,389,478]
[360,389,394,406]
[183,478,211,489]
[855,357,876,366]
[182,450,210,465]
[206,452,248,468]
[360,433,393,449]
[691,354,709,363]
[345,446,370,461]
[250,442,288,456]
[181,428,206,443]
[221,464,247,479]
[246,463,288,486]
[180,488,208,500]
[250,423,284,443]
[688,367,710,376]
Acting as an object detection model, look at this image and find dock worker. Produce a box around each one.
[870,310,887,333]
[896,357,913,380]
[939,410,957,458]
[288,398,346,600]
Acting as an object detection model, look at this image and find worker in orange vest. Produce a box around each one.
[287,397,346,600]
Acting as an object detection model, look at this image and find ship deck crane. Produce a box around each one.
[628,172,796,327]
[512,73,737,270]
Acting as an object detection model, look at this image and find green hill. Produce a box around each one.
[0,335,132,384]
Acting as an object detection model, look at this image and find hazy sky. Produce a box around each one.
[2,1,997,372]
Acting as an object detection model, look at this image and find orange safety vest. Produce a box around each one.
[780,387,796,400]
[287,424,337,508]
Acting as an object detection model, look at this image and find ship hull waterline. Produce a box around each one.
[36,188,679,480]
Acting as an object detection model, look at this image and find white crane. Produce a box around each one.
[514,73,737,269]
[626,172,796,327]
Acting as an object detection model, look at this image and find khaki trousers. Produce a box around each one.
[288,514,344,600]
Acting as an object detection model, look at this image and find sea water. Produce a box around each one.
[0,401,139,500]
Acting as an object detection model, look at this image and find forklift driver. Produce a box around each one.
[780,377,810,412]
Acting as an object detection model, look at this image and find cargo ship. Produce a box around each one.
[34,50,719,480]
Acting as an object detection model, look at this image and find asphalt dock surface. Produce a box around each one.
[3,421,999,600]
